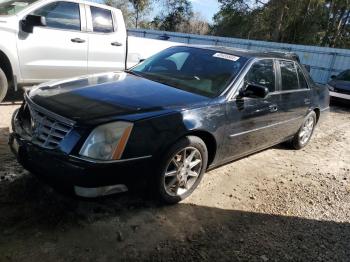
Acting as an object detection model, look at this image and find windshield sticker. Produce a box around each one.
[213,53,240,61]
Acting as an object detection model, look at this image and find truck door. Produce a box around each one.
[85,5,127,74]
[17,1,88,82]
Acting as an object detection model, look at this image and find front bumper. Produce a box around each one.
[329,91,350,100]
[9,132,153,197]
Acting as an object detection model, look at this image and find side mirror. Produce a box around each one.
[20,14,46,33]
[240,83,269,99]
[330,75,337,80]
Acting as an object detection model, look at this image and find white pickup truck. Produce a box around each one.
[0,0,177,101]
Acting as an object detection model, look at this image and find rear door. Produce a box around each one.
[274,60,312,138]
[86,5,127,73]
[222,59,285,161]
[17,1,88,81]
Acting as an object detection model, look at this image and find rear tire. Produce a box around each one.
[156,136,208,204]
[0,68,8,103]
[291,111,317,150]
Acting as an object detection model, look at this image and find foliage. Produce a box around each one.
[104,0,152,28]
[211,0,350,48]
[151,0,193,32]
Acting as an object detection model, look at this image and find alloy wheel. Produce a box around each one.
[299,116,315,145]
[164,147,203,196]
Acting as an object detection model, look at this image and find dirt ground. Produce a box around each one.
[0,95,350,262]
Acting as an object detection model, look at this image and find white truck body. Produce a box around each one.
[0,0,178,100]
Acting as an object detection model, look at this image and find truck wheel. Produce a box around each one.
[0,68,8,103]
[156,136,208,204]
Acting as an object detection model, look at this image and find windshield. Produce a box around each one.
[337,70,350,81]
[0,0,37,15]
[131,46,248,98]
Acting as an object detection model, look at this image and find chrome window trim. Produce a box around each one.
[69,155,152,164]
[229,116,303,138]
[271,89,310,95]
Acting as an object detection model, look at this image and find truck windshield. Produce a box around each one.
[131,46,247,98]
[0,0,37,15]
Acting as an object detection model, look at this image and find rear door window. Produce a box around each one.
[279,60,299,91]
[296,65,309,89]
[90,6,114,33]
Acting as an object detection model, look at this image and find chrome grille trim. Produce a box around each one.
[23,93,75,150]
[28,107,74,149]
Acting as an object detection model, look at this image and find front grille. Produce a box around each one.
[28,106,73,149]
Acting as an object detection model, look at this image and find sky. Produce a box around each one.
[150,0,220,23]
[189,0,220,22]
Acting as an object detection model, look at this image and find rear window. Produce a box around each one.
[90,6,113,33]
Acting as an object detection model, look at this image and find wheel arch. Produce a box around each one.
[184,130,217,168]
[313,107,320,123]
[0,50,14,87]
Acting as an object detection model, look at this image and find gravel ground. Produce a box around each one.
[0,96,350,261]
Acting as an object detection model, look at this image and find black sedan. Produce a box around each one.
[9,46,329,204]
[327,69,350,102]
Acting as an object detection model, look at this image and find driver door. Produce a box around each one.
[221,59,284,161]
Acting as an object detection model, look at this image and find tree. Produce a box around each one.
[152,0,193,32]
[104,0,152,28]
[104,0,133,27]
[129,0,152,28]
[211,0,350,48]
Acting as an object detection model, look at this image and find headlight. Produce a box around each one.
[79,122,133,161]
[326,84,334,91]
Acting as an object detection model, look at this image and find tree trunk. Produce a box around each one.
[271,2,287,42]
[135,9,139,28]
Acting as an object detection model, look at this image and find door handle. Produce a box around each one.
[111,41,123,46]
[304,98,311,105]
[269,104,278,112]
[71,38,85,43]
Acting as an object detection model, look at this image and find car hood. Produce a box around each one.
[329,80,350,91]
[28,72,210,123]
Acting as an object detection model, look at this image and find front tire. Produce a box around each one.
[0,68,8,103]
[156,136,208,204]
[291,111,317,150]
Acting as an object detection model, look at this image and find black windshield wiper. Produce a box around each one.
[125,70,143,78]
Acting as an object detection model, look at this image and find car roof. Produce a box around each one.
[180,45,300,62]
